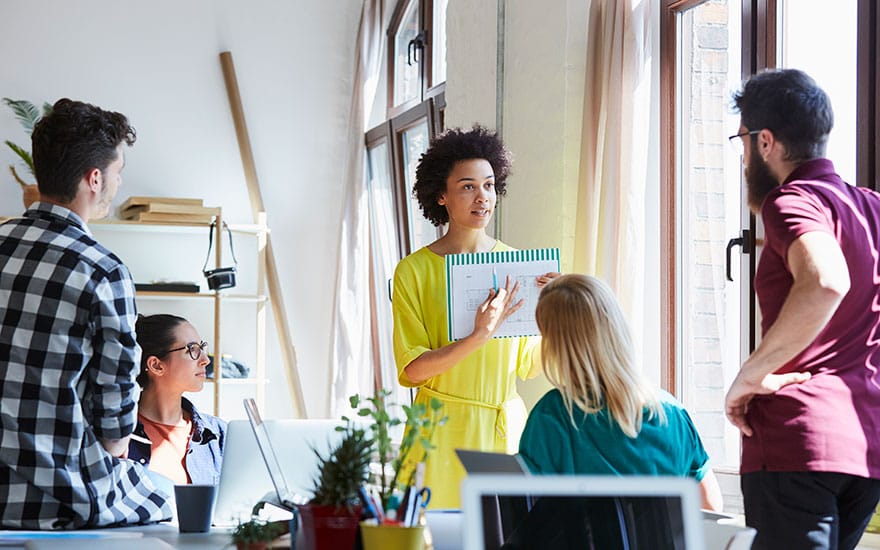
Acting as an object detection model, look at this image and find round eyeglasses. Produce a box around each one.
[161,340,208,361]
[727,130,761,157]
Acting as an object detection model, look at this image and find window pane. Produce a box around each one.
[401,120,437,250]
[367,141,409,406]
[394,0,422,107]
[779,1,857,185]
[432,0,448,85]
[676,0,744,470]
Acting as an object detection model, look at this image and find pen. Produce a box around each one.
[358,486,380,520]
[492,267,498,292]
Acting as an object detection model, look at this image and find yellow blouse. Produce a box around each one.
[392,242,538,509]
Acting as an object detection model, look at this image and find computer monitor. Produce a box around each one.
[460,474,706,550]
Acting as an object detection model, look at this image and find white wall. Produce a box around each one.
[0,0,363,419]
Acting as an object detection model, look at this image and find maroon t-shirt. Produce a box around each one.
[744,159,880,477]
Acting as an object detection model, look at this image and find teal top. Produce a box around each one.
[518,389,710,481]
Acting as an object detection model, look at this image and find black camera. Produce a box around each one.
[204,266,237,290]
[203,219,239,291]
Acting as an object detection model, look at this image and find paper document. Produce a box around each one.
[445,248,560,341]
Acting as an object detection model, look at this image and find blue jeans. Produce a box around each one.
[742,471,880,550]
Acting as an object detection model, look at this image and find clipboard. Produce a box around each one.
[445,248,560,341]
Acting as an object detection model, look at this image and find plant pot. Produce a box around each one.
[360,521,425,550]
[296,503,362,550]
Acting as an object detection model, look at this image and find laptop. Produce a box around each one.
[455,449,530,475]
[211,400,347,526]
[460,474,705,550]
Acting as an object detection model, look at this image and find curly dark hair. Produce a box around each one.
[413,125,512,226]
[732,68,833,162]
[31,98,136,203]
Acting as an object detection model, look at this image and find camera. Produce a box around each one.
[203,219,239,291]
[204,266,237,290]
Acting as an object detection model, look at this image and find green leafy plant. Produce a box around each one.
[309,420,373,508]
[347,389,447,511]
[230,517,285,548]
[3,98,52,187]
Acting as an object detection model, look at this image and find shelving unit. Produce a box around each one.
[1,210,275,419]
[88,211,270,419]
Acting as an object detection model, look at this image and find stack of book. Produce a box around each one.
[119,196,219,224]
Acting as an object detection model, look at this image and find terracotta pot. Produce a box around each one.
[296,503,362,550]
[22,184,39,209]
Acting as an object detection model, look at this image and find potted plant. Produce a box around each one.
[296,420,373,550]
[230,516,285,550]
[347,389,447,515]
[3,98,51,209]
[347,390,446,550]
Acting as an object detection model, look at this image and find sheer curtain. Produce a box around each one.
[329,0,385,417]
[574,0,652,356]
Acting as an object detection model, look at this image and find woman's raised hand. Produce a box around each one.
[471,275,524,341]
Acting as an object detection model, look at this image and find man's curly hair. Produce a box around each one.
[413,125,512,227]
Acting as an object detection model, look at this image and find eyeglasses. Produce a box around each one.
[160,341,208,361]
[727,130,761,156]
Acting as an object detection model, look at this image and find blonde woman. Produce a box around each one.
[518,274,722,511]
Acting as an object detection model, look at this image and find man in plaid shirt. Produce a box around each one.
[0,99,171,528]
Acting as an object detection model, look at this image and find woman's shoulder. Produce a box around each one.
[183,397,227,434]
[532,388,566,413]
[396,246,441,273]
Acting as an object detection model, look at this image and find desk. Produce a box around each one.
[0,524,236,550]
[0,511,464,550]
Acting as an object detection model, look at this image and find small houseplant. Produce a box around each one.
[347,389,447,513]
[3,98,51,208]
[297,420,373,550]
[230,516,285,550]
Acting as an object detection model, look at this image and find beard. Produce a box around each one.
[745,151,779,213]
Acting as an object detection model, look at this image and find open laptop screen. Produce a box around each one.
[212,405,346,525]
[460,474,705,550]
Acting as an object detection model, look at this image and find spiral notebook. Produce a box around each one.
[445,248,559,341]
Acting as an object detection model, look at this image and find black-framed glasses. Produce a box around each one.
[161,340,208,361]
[727,130,761,156]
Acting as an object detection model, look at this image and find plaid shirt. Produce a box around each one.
[0,203,171,529]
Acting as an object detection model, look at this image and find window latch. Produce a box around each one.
[407,31,428,66]
[726,229,751,282]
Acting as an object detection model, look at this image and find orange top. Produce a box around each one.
[138,413,193,484]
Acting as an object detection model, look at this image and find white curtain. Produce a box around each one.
[328,0,385,417]
[574,0,653,358]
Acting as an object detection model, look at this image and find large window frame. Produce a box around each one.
[365,0,448,394]
[387,0,447,119]
[660,0,880,396]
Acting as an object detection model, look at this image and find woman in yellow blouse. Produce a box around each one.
[392,125,557,509]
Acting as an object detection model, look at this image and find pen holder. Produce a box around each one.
[360,521,425,550]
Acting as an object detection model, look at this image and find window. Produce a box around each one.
[663,0,880,512]
[387,0,447,116]
[663,0,746,471]
[778,0,857,185]
[366,0,448,397]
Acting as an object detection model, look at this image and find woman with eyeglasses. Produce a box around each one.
[127,314,226,486]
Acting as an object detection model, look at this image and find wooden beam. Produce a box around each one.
[219,50,307,418]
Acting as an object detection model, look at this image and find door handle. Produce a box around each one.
[726,229,751,282]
